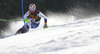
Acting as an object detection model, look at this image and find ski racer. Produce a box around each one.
[16,3,48,34]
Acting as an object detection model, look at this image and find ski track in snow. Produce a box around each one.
[0,18,100,54]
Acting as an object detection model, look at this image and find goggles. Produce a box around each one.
[30,8,35,11]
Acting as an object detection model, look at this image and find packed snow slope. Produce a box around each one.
[0,17,100,54]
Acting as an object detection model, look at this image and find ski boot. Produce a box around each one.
[16,25,29,34]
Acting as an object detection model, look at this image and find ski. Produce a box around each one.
[3,33,16,38]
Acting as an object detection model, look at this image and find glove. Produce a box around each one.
[43,23,48,28]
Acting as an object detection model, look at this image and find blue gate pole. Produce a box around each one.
[21,0,28,32]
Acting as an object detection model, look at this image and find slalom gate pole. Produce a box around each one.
[21,0,28,32]
[0,19,12,21]
[0,19,30,23]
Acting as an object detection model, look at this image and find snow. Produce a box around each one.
[0,16,100,54]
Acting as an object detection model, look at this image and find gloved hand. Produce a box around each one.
[43,23,48,28]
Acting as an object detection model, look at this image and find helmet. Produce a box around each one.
[29,4,36,12]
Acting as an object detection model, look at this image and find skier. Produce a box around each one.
[16,3,48,34]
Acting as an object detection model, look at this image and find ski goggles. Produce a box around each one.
[29,8,35,11]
